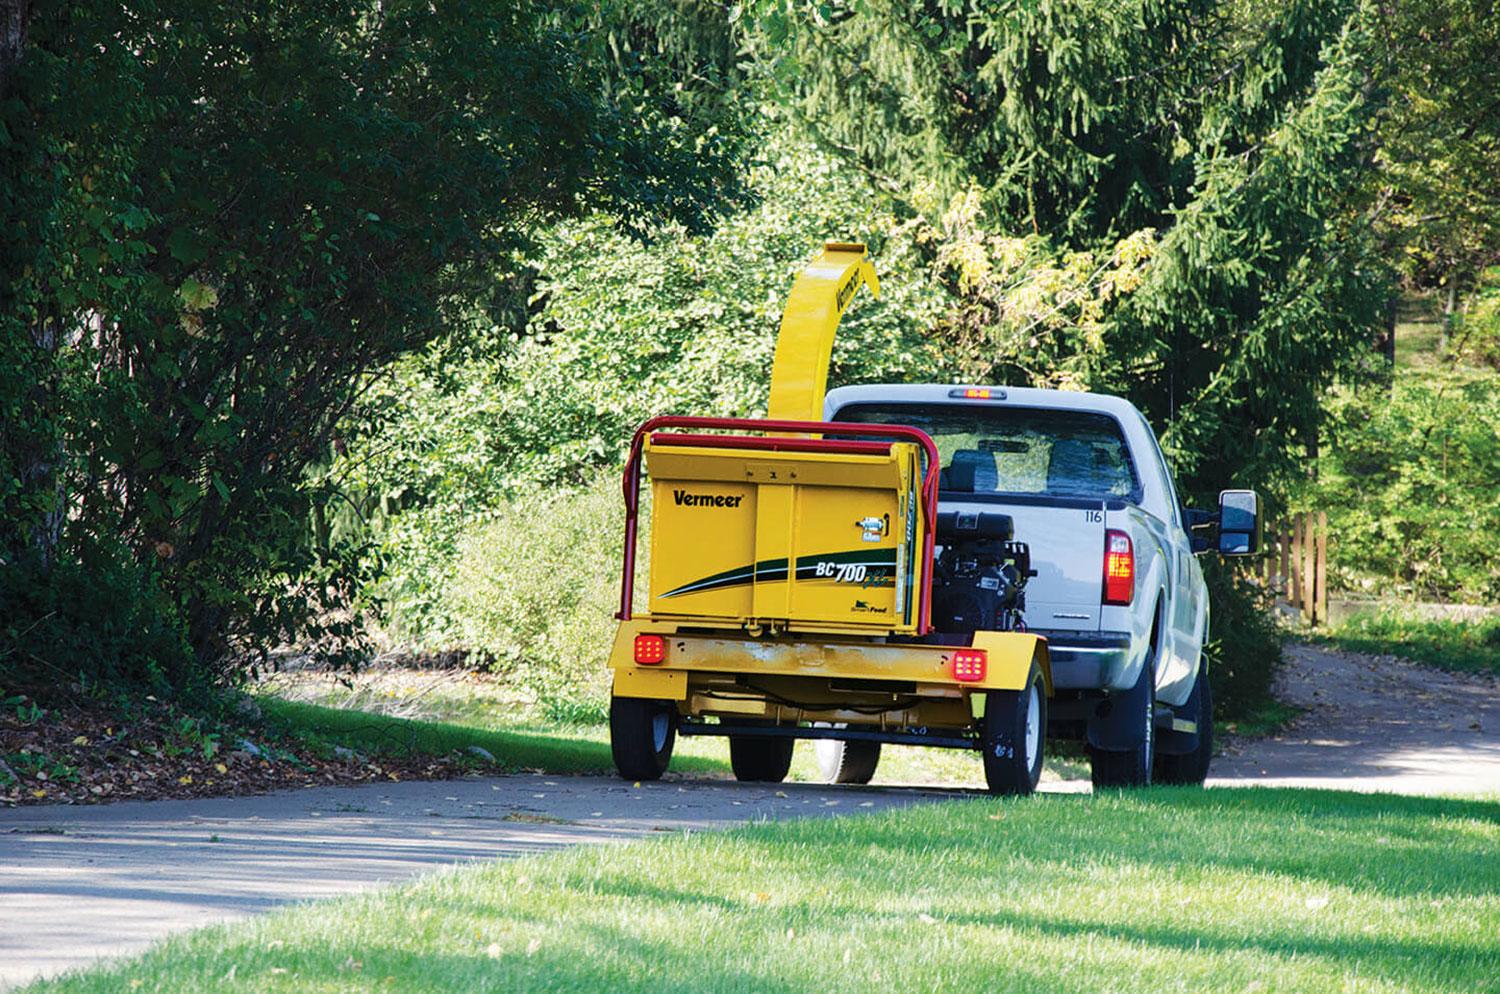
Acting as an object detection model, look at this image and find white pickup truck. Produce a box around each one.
[824,383,1262,787]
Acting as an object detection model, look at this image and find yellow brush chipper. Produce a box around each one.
[606,243,1051,795]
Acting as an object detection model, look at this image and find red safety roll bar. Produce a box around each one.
[615,415,941,635]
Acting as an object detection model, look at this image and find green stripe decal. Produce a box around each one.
[659,549,898,599]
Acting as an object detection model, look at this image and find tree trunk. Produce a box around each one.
[1442,277,1457,352]
[19,318,67,571]
[0,0,28,96]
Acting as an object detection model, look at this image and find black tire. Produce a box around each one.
[729,728,795,783]
[981,661,1047,796]
[1155,665,1214,785]
[1089,654,1155,789]
[609,696,676,781]
[813,735,882,784]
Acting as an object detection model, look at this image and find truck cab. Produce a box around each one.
[826,384,1256,787]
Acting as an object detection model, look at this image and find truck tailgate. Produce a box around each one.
[944,498,1104,632]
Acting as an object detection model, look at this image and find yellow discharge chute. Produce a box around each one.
[765,242,880,422]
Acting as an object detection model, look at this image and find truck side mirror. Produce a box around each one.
[1217,489,1261,555]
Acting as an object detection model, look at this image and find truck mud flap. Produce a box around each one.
[1085,662,1152,752]
[1154,674,1206,757]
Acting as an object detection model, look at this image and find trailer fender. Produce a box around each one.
[609,620,689,700]
[968,632,1051,719]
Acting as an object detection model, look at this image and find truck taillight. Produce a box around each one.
[634,634,666,665]
[1103,530,1134,605]
[952,649,987,682]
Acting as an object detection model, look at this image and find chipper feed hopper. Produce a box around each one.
[607,243,1051,794]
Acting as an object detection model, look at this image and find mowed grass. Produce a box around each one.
[257,668,1089,786]
[258,697,723,778]
[1314,614,1500,679]
[24,787,1500,993]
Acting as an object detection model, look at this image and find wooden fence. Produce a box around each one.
[1248,511,1328,626]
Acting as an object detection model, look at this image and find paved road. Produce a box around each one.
[1207,642,1500,795]
[0,774,974,990]
[4,643,1497,990]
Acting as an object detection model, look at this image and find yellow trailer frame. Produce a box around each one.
[605,242,1051,794]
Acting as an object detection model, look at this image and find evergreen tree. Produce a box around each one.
[743,0,1387,495]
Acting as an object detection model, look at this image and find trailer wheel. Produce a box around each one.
[981,660,1046,795]
[1155,665,1213,786]
[610,696,677,781]
[729,725,794,783]
[813,734,881,784]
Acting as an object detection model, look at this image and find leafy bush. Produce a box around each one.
[0,541,191,689]
[1201,558,1285,722]
[442,476,640,724]
[1303,372,1500,603]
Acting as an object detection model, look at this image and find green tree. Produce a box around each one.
[1367,0,1500,315]
[742,0,1388,496]
[0,0,750,685]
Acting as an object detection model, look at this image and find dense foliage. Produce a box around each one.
[0,0,749,687]
[1304,370,1500,603]
[743,0,1389,497]
[1369,0,1500,306]
[333,137,952,644]
[5,0,1496,709]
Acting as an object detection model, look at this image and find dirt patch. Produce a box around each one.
[1209,641,1500,794]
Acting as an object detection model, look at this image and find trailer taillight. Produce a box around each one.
[952,649,987,682]
[1103,530,1134,605]
[634,634,667,665]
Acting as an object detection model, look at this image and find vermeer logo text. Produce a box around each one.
[673,490,743,508]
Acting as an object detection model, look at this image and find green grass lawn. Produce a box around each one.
[23,787,1500,993]
[1313,614,1500,679]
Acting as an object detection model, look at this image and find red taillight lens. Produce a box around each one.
[633,634,666,665]
[1103,529,1134,605]
[952,649,987,683]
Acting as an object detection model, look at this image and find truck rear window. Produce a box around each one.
[832,402,1141,502]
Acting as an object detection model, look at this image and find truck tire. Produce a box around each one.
[1155,666,1213,786]
[610,696,677,781]
[981,660,1046,795]
[813,736,881,784]
[1089,657,1154,789]
[729,726,795,782]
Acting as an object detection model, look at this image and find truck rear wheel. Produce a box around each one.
[610,696,677,781]
[1089,658,1154,789]
[1155,666,1213,785]
[813,735,881,784]
[981,661,1046,795]
[729,726,795,783]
